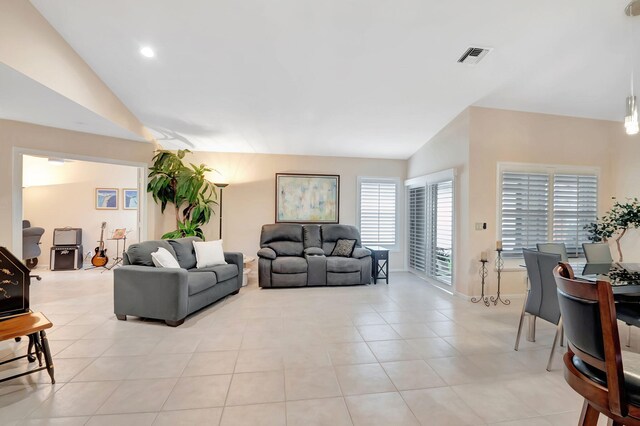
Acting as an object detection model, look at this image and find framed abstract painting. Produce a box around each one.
[123,189,139,210]
[95,188,118,210]
[275,173,339,223]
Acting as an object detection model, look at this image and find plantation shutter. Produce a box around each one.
[408,186,426,272]
[552,174,598,257]
[359,180,397,246]
[501,172,550,257]
[427,180,453,284]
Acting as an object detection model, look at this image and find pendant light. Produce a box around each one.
[625,1,640,135]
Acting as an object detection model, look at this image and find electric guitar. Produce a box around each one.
[91,222,109,267]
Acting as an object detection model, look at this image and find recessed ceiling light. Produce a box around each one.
[140,46,155,58]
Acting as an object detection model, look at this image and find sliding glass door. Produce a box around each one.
[407,175,454,285]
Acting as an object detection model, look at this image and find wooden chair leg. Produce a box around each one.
[579,400,599,426]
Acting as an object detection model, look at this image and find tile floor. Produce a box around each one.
[0,269,625,425]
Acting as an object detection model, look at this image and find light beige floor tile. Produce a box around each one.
[451,382,539,424]
[30,381,121,418]
[234,348,284,373]
[0,383,61,422]
[405,337,460,359]
[284,366,342,400]
[356,325,402,341]
[401,387,485,425]
[334,363,395,396]
[378,311,422,324]
[226,371,285,406]
[345,392,419,426]
[287,397,353,426]
[426,320,470,337]
[21,416,90,425]
[327,342,377,365]
[503,375,583,415]
[425,356,491,385]
[151,335,203,354]
[220,402,286,426]
[283,345,331,369]
[390,323,437,339]
[154,407,223,426]
[196,334,243,352]
[367,340,421,362]
[182,351,238,376]
[47,325,97,341]
[317,326,364,343]
[163,375,232,410]
[102,337,162,357]
[55,339,114,358]
[87,412,157,426]
[97,378,176,414]
[350,312,386,325]
[381,360,446,390]
[128,353,192,379]
[72,356,144,381]
[489,418,553,426]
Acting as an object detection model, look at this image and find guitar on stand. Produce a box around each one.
[90,222,109,268]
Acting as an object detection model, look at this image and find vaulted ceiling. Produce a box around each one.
[9,1,640,158]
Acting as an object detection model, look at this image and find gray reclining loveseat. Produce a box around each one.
[258,224,372,287]
[114,237,243,326]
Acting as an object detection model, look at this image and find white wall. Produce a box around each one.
[154,152,408,271]
[22,155,139,266]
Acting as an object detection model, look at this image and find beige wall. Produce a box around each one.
[406,110,470,294]
[0,119,155,255]
[0,1,151,141]
[154,152,408,271]
[23,156,139,266]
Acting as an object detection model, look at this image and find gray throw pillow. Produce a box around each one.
[330,239,357,257]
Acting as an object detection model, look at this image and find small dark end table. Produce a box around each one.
[366,246,389,284]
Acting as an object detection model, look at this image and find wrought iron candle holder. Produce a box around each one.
[491,248,510,306]
[471,259,490,306]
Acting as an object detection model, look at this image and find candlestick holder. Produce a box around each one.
[471,259,490,307]
[491,249,510,305]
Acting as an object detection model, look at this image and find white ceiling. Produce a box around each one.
[25,0,640,158]
[0,62,146,141]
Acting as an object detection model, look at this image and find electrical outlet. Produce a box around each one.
[475,222,487,231]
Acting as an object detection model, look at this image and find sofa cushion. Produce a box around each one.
[191,264,238,282]
[268,241,304,257]
[303,225,322,248]
[321,225,361,245]
[272,257,308,274]
[187,271,216,296]
[260,224,303,245]
[127,240,177,267]
[168,237,201,269]
[326,257,362,273]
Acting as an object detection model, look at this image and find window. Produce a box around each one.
[406,169,455,285]
[499,167,598,258]
[357,178,398,248]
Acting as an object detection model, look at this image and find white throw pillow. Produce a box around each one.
[151,247,181,268]
[193,240,227,269]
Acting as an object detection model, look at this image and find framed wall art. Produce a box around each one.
[123,189,139,210]
[275,173,339,223]
[95,188,118,210]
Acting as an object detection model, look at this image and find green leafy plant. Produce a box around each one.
[585,197,640,261]
[147,149,218,240]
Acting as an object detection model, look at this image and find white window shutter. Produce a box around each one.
[408,186,426,272]
[359,180,397,247]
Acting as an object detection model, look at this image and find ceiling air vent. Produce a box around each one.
[457,46,492,65]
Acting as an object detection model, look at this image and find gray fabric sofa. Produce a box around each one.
[114,237,243,326]
[258,224,371,288]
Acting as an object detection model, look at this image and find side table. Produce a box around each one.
[366,246,389,285]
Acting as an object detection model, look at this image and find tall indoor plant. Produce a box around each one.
[147,149,218,239]
[585,197,640,261]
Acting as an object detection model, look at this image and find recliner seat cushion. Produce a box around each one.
[127,241,177,267]
[326,257,361,273]
[187,271,216,296]
[190,264,238,282]
[168,237,201,269]
[272,257,308,274]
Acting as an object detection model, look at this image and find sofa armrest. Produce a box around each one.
[258,247,277,260]
[304,247,325,256]
[224,252,244,289]
[113,265,189,322]
[352,248,371,259]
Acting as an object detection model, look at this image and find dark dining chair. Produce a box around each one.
[515,249,563,371]
[554,262,640,426]
[536,242,569,262]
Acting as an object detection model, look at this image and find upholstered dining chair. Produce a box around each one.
[554,262,640,426]
[582,242,614,263]
[536,242,569,262]
[515,249,563,371]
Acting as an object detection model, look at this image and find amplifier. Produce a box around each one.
[53,228,82,246]
[50,245,83,271]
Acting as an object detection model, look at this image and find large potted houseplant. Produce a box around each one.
[147,149,217,239]
[585,197,640,261]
